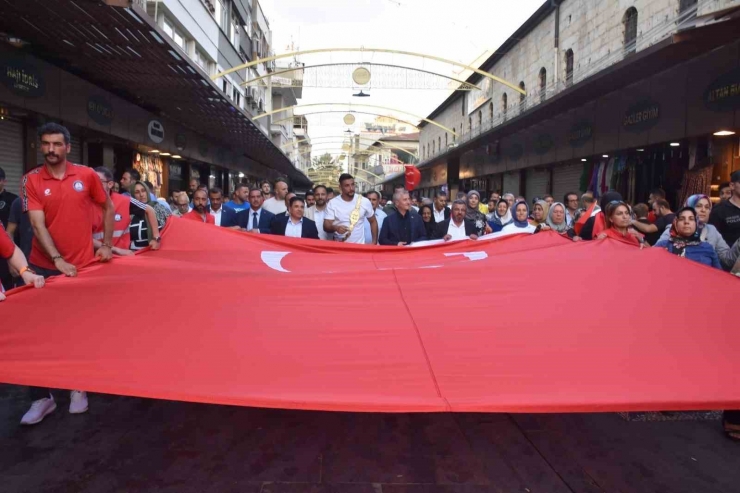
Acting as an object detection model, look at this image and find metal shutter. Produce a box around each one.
[526,168,549,202]
[552,162,584,204]
[502,171,520,197]
[0,118,25,196]
[37,134,82,165]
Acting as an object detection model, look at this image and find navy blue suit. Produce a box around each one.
[378,210,428,245]
[270,215,320,239]
[236,208,275,234]
[218,206,239,228]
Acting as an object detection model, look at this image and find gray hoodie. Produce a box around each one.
[657,223,740,271]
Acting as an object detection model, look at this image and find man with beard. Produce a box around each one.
[305,190,315,208]
[20,122,115,425]
[183,188,215,224]
[304,185,330,240]
[324,174,377,244]
[187,178,200,201]
[236,188,275,233]
[364,191,387,244]
[119,168,141,197]
[263,178,289,215]
[224,184,250,213]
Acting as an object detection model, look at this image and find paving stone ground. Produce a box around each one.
[1,385,738,493]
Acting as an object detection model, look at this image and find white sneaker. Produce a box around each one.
[69,391,88,414]
[20,397,57,425]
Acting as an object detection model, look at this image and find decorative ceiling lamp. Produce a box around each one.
[352,66,371,97]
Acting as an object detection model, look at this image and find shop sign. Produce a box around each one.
[147,120,164,144]
[569,121,593,147]
[622,100,660,133]
[198,140,209,157]
[704,67,740,112]
[383,164,405,174]
[169,163,183,178]
[175,132,187,151]
[1,57,45,98]
[87,95,113,125]
[507,143,523,161]
[533,134,554,155]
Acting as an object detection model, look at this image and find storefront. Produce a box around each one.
[451,39,740,208]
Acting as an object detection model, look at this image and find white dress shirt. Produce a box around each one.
[248,208,263,232]
[433,206,447,223]
[446,219,468,241]
[209,206,222,226]
[285,217,303,238]
[313,208,328,240]
[364,208,387,244]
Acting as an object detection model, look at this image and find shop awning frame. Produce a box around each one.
[0,0,311,187]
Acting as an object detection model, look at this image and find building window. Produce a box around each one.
[230,11,241,47]
[162,17,186,51]
[194,49,211,73]
[489,102,493,122]
[539,67,547,103]
[519,81,526,109]
[623,7,638,55]
[478,110,482,129]
[432,140,436,154]
[502,93,507,120]
[565,49,574,87]
[468,117,472,133]
[679,0,698,19]
[445,134,448,148]
[438,136,441,152]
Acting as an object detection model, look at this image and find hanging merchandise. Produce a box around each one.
[134,153,164,198]
[677,165,713,208]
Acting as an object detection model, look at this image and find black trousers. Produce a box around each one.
[28,264,63,401]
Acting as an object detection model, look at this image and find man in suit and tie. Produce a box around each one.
[270,196,319,239]
[433,199,479,241]
[236,188,275,234]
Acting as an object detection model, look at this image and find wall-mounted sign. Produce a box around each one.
[147,120,164,144]
[704,67,740,112]
[466,77,492,115]
[623,100,660,133]
[169,163,183,178]
[87,95,113,125]
[508,143,523,161]
[1,57,45,98]
[569,121,593,147]
[533,134,554,155]
[175,132,187,151]
[198,140,209,157]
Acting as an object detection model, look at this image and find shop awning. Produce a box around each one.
[0,0,312,188]
[419,15,740,170]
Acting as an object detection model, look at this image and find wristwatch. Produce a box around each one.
[153,236,161,242]
[102,242,112,249]
[51,254,64,263]
[18,266,35,276]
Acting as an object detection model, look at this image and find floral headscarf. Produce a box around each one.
[465,190,487,235]
[668,206,702,257]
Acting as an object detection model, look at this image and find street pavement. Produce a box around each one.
[1,384,738,493]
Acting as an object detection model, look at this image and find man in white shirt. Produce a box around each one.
[432,192,450,223]
[270,196,319,239]
[434,199,478,241]
[262,178,289,215]
[324,173,378,244]
[364,190,387,244]
[564,192,579,227]
[304,185,330,240]
[207,187,238,228]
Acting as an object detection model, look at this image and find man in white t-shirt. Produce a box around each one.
[324,173,378,244]
[262,178,289,215]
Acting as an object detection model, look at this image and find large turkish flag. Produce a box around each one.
[0,218,738,413]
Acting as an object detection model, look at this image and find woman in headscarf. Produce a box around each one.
[546,202,569,234]
[656,194,740,270]
[418,204,437,239]
[596,201,646,247]
[529,199,550,229]
[465,190,491,236]
[654,207,721,269]
[486,198,512,233]
[129,181,170,251]
[501,201,537,234]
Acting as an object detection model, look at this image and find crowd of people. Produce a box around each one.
[1,123,739,437]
